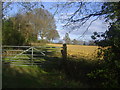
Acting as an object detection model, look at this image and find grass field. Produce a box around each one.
[48,44,98,60]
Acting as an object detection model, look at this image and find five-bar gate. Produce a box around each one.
[2,45,64,66]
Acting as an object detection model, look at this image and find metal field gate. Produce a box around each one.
[2,45,63,66]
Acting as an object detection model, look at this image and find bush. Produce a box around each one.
[37,39,49,45]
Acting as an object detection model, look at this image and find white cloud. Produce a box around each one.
[54,9,109,41]
[56,18,109,41]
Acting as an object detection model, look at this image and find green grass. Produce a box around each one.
[3,56,101,88]
[2,44,101,88]
[2,45,82,88]
[3,63,83,88]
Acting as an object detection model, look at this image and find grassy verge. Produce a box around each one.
[3,63,83,88]
[2,44,101,88]
[3,56,102,88]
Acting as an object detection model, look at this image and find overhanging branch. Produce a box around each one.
[77,16,100,39]
[71,11,106,22]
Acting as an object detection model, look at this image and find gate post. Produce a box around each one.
[31,47,33,65]
[61,44,67,61]
[61,44,67,70]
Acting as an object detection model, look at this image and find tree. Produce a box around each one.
[63,33,71,44]
[2,19,25,45]
[10,13,37,45]
[2,2,120,87]
[31,8,56,40]
[2,2,57,45]
[88,40,96,46]
[83,41,86,45]
[72,39,79,45]
[58,40,63,44]
[51,1,120,87]
[2,7,57,45]
[46,30,60,42]
[90,2,120,87]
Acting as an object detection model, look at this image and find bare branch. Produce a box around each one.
[2,2,12,11]
[53,4,59,16]
[68,2,85,21]
[71,11,106,23]
[52,2,74,16]
[63,2,86,27]
[77,16,100,39]
[64,17,90,33]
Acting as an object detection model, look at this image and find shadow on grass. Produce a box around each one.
[2,51,103,88]
[2,56,66,88]
[62,57,104,88]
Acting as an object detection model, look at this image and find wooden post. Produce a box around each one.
[31,47,33,65]
[61,44,67,70]
[61,44,67,61]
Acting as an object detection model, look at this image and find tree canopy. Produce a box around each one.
[63,33,71,44]
[2,7,60,45]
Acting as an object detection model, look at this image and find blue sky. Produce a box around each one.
[4,2,109,41]
[41,2,108,41]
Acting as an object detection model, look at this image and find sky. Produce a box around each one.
[41,2,109,41]
[4,2,109,42]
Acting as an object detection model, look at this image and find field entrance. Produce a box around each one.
[2,45,63,66]
[2,44,101,88]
